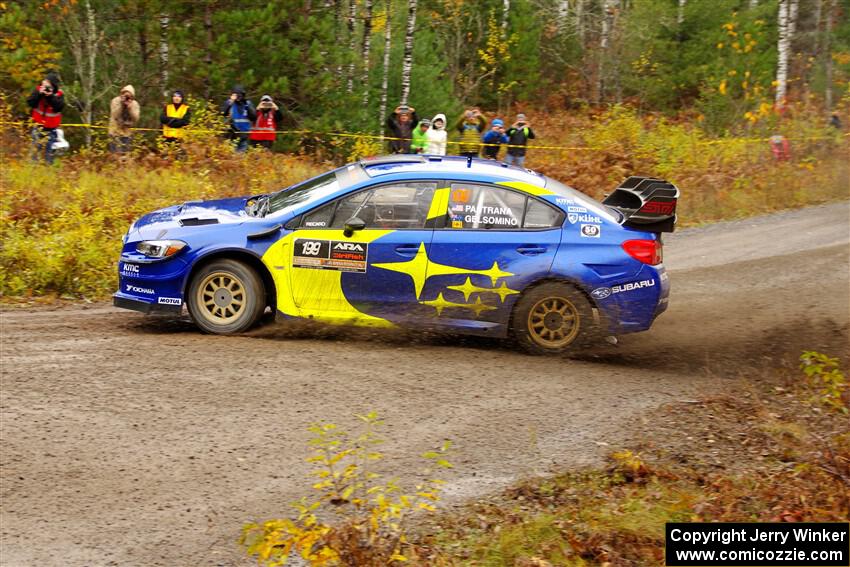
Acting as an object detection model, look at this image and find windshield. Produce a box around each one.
[263,172,341,216]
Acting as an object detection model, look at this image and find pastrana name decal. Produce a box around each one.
[293,239,369,273]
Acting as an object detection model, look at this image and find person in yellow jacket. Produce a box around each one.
[454,107,486,158]
[160,90,191,144]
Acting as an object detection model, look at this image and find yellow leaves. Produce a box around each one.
[718,80,727,96]
[418,502,437,512]
[716,42,724,50]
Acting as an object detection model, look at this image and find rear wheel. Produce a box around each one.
[186,259,265,334]
[512,282,594,355]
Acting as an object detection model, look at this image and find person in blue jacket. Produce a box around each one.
[221,85,256,152]
[481,118,509,160]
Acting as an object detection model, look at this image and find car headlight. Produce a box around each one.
[136,240,187,258]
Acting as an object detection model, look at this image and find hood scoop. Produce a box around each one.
[179,217,220,227]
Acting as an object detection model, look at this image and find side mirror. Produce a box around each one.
[343,217,367,237]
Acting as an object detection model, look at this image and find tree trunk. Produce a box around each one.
[83,0,96,146]
[749,0,758,7]
[159,13,169,97]
[204,4,213,99]
[824,0,834,111]
[138,5,149,70]
[774,0,797,107]
[677,0,686,25]
[597,0,615,103]
[502,0,510,31]
[346,0,357,92]
[362,0,373,107]
[399,0,417,106]
[576,0,584,45]
[379,0,392,130]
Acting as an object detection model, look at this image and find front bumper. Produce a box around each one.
[113,294,182,314]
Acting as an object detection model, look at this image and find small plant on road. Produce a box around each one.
[241,411,452,566]
[800,351,848,414]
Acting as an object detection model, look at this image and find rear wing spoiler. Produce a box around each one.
[602,176,680,233]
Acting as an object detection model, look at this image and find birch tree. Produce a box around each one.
[677,0,686,26]
[362,0,373,107]
[774,0,799,107]
[379,0,392,128]
[346,0,357,92]
[159,12,169,96]
[399,0,417,106]
[61,0,108,146]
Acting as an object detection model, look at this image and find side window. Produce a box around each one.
[329,182,437,229]
[301,202,336,228]
[447,183,525,230]
[524,198,564,228]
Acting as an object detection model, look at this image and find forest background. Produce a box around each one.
[0,0,849,298]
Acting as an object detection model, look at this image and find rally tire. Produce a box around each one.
[511,282,595,355]
[186,259,265,335]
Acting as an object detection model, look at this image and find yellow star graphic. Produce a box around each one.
[420,293,497,318]
[490,281,520,303]
[373,243,514,299]
[446,277,520,303]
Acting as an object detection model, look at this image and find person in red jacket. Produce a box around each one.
[249,94,283,150]
[27,72,65,164]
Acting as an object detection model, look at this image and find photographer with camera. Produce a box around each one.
[454,107,487,158]
[26,72,65,164]
[504,113,536,167]
[385,104,419,153]
[108,85,140,155]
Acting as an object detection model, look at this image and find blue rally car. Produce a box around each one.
[114,156,679,354]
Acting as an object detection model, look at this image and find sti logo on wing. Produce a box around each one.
[639,200,676,215]
[333,242,365,252]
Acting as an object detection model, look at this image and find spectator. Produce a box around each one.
[504,113,536,167]
[410,118,431,153]
[160,90,191,144]
[249,94,283,150]
[454,107,486,158]
[425,113,447,156]
[829,113,842,131]
[481,118,508,160]
[385,104,419,153]
[108,85,140,154]
[221,85,255,152]
[26,72,64,164]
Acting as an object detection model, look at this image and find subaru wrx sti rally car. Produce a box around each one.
[114,155,679,354]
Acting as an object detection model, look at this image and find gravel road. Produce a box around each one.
[1,201,848,566]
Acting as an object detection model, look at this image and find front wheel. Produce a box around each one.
[511,282,595,355]
[186,259,266,334]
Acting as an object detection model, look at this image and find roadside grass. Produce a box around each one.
[419,353,849,566]
[1,104,848,300]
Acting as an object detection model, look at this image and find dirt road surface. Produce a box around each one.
[2,202,848,566]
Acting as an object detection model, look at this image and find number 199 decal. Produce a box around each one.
[293,238,369,273]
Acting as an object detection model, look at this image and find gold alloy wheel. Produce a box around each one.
[196,271,246,324]
[527,296,580,348]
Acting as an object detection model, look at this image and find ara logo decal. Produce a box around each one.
[580,224,600,238]
[591,287,612,300]
[567,213,602,224]
[126,284,154,295]
[333,242,365,252]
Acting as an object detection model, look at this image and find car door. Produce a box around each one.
[421,182,564,333]
[286,181,441,326]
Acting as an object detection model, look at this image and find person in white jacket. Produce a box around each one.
[425,113,448,155]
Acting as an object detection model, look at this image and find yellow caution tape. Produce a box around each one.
[2,120,845,152]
